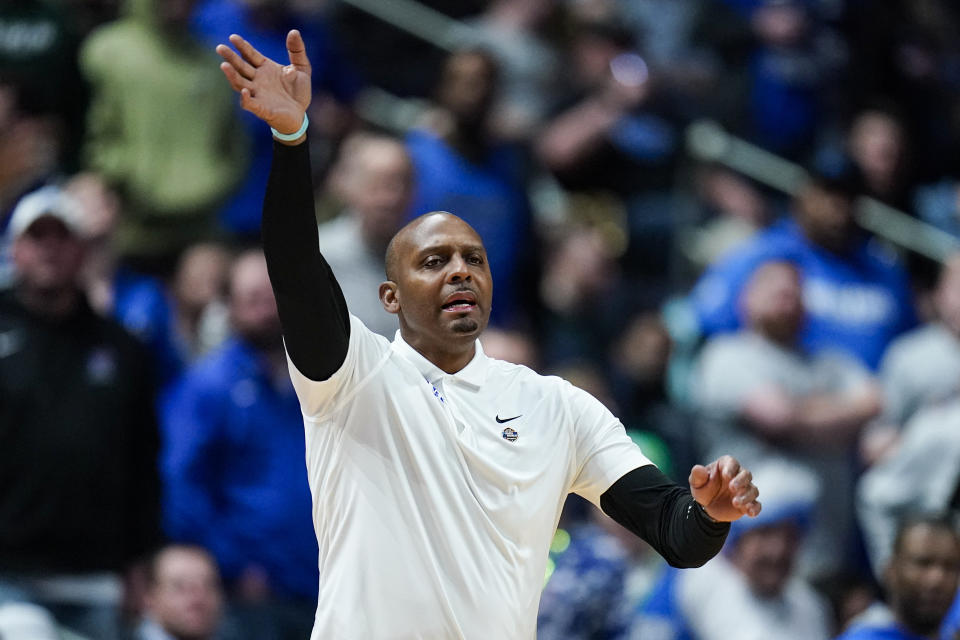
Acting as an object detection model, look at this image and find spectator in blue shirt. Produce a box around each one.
[940,591,960,640]
[941,592,960,640]
[836,514,960,640]
[691,170,916,369]
[66,174,186,389]
[406,48,533,326]
[162,249,317,639]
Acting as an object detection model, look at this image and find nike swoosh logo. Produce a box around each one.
[495,414,522,423]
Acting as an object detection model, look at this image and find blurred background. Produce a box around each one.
[2,0,960,638]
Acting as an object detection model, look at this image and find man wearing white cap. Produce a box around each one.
[0,186,161,640]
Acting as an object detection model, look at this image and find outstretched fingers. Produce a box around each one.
[216,44,256,80]
[229,33,267,68]
[219,61,254,93]
[286,29,312,75]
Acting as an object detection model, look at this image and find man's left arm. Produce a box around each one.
[600,457,760,568]
[567,382,760,568]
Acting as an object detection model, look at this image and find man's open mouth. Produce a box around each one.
[442,291,477,312]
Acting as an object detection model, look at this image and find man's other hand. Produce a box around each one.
[689,455,761,522]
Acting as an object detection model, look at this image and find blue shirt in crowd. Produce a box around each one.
[691,219,916,369]
[835,622,930,640]
[112,268,183,389]
[162,337,317,599]
[942,591,960,640]
[191,0,363,235]
[537,524,634,639]
[633,566,695,640]
[405,129,531,325]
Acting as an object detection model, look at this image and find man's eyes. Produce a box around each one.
[422,254,485,268]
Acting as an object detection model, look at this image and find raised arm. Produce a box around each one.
[217,31,348,380]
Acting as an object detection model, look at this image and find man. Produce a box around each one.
[80,0,246,265]
[135,545,224,640]
[215,30,761,639]
[694,260,881,578]
[634,463,831,640]
[837,515,960,640]
[67,173,186,389]
[878,254,960,428]
[162,250,317,638]
[405,47,532,326]
[857,395,960,577]
[318,131,413,337]
[0,186,160,640]
[691,168,915,370]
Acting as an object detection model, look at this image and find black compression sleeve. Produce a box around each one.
[599,465,730,568]
[262,139,350,381]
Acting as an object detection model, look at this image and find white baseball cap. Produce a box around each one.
[7,185,84,240]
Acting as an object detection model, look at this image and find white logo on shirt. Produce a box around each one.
[804,279,895,325]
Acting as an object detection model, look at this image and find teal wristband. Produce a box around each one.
[271,113,309,142]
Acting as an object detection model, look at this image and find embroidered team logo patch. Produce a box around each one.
[501,427,519,442]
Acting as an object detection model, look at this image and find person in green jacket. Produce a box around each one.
[80,0,247,270]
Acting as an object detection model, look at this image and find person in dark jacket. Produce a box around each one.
[0,186,161,640]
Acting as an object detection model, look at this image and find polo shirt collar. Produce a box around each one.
[391,331,489,389]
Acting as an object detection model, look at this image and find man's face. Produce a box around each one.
[849,111,904,188]
[159,0,197,29]
[175,244,231,316]
[730,522,800,598]
[12,217,85,293]
[229,253,282,350]
[146,549,223,640]
[935,256,960,336]
[886,523,960,636]
[438,52,497,128]
[743,262,804,343]
[384,214,492,349]
[795,185,856,253]
[347,143,413,252]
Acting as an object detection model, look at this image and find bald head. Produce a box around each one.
[384,211,483,282]
[378,211,493,372]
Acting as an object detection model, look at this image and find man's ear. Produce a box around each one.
[379,281,400,315]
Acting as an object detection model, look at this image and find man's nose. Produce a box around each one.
[447,255,471,281]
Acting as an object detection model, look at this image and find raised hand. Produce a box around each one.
[216,30,312,138]
[689,455,761,522]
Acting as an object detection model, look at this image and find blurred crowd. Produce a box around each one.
[3,0,960,638]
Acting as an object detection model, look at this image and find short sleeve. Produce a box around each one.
[286,314,390,421]
[566,382,651,507]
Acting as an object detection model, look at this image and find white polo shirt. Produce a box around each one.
[289,315,650,639]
